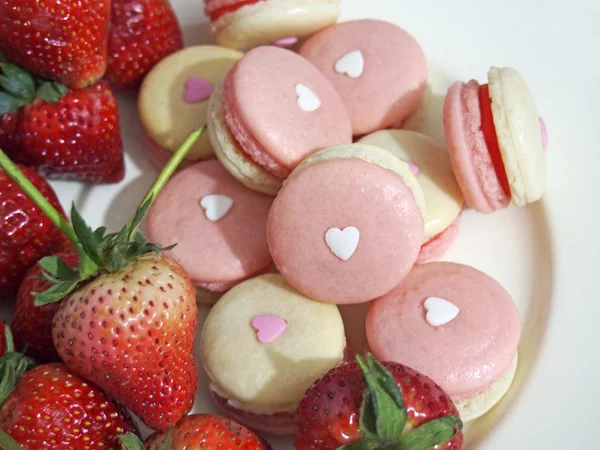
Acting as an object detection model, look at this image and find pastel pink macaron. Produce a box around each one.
[299,19,427,136]
[146,160,273,305]
[267,143,426,304]
[366,262,521,421]
[444,66,547,213]
[208,46,352,195]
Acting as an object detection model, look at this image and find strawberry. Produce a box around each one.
[105,0,183,89]
[0,162,69,298]
[0,1,111,89]
[0,128,205,430]
[0,59,125,183]
[0,362,140,449]
[120,414,272,450]
[11,251,79,362]
[295,354,464,450]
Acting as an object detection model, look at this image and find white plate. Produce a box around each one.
[3,0,599,448]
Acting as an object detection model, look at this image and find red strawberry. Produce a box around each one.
[0,1,111,89]
[0,111,19,159]
[0,163,69,298]
[121,414,271,450]
[105,0,183,89]
[295,354,464,450]
[0,362,140,449]
[11,251,79,362]
[0,128,206,430]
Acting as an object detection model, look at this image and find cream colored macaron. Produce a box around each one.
[139,45,243,167]
[200,273,346,432]
[208,0,341,51]
[488,67,546,206]
[359,130,462,242]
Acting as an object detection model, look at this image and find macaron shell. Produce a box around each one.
[212,0,340,51]
[488,67,546,206]
[201,273,346,409]
[208,80,283,195]
[359,130,463,241]
[146,160,273,286]
[268,146,425,304]
[366,262,520,400]
[299,19,427,135]
[444,80,511,213]
[139,45,243,159]
[455,354,518,422]
[225,46,352,171]
[416,215,460,264]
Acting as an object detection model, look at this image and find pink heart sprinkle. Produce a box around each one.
[539,117,548,150]
[183,77,213,103]
[251,315,287,344]
[405,160,420,175]
[272,36,298,48]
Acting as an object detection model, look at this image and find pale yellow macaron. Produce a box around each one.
[200,273,346,434]
[139,45,243,168]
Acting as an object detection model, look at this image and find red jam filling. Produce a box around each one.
[478,84,511,198]
[208,0,263,21]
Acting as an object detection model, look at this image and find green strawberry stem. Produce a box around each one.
[0,149,78,246]
[0,430,25,450]
[341,354,462,450]
[3,324,14,354]
[119,428,172,450]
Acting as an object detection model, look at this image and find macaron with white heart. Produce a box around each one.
[267,143,426,305]
[359,130,464,264]
[139,46,243,169]
[207,46,352,195]
[299,19,427,136]
[200,273,346,435]
[146,160,273,305]
[366,262,521,422]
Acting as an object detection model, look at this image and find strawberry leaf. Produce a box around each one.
[0,92,29,115]
[0,430,26,450]
[0,62,35,99]
[118,433,145,450]
[0,53,7,63]
[39,256,77,280]
[397,416,462,450]
[161,428,173,450]
[34,277,80,306]
[0,351,37,406]
[71,204,106,268]
[36,81,68,103]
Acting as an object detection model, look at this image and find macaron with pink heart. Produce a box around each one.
[299,19,428,136]
[267,143,426,304]
[359,130,464,264]
[139,45,243,169]
[366,262,521,421]
[207,45,352,195]
[146,160,273,305]
[444,66,547,213]
[200,273,347,435]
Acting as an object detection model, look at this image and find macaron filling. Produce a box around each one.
[478,84,511,198]
[205,0,263,21]
[223,74,290,178]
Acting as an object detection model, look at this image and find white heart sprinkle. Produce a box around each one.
[334,50,364,79]
[325,226,360,261]
[295,83,321,112]
[200,194,234,222]
[424,297,460,327]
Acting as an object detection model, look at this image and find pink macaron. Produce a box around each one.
[146,160,273,304]
[267,143,426,304]
[366,262,521,420]
[299,19,428,136]
[444,67,547,213]
[207,46,352,195]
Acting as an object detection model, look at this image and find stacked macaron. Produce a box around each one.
[140,13,548,441]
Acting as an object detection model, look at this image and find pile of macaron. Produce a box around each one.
[139,0,547,437]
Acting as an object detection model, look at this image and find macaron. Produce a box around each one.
[366,262,521,421]
[444,66,547,213]
[267,143,426,305]
[139,46,243,169]
[359,130,464,264]
[207,46,352,195]
[204,0,341,51]
[146,160,273,305]
[201,273,346,435]
[299,19,427,136]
